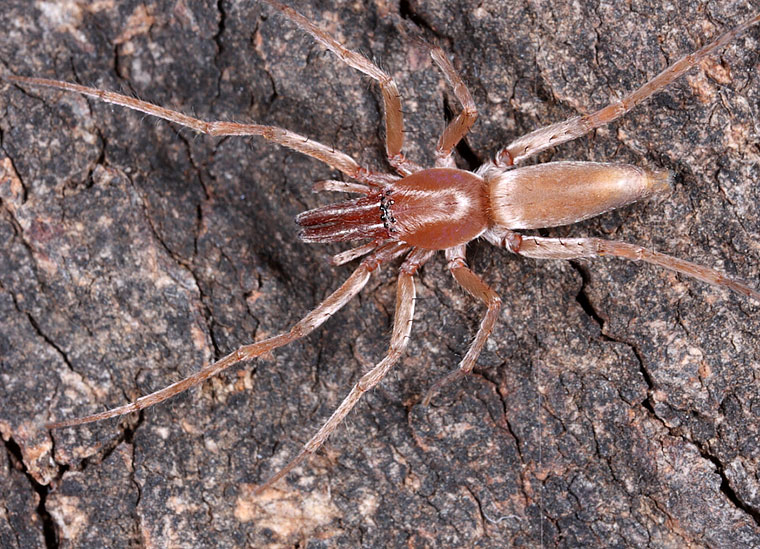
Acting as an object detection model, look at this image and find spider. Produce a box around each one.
[4,0,759,497]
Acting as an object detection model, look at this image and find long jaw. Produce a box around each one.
[296,191,393,244]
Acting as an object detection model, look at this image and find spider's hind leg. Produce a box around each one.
[487,231,760,303]
[497,13,760,166]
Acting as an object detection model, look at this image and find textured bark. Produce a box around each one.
[1,0,759,547]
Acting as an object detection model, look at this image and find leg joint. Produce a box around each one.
[495,149,514,167]
[501,231,522,253]
[447,257,468,271]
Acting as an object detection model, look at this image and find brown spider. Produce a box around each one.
[4,0,760,497]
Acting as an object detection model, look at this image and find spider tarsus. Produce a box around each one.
[252,451,311,496]
[422,366,467,406]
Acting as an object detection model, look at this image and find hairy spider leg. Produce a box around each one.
[3,74,395,186]
[10,0,757,496]
[263,0,422,176]
[254,246,435,494]
[427,46,479,167]
[312,180,375,195]
[496,13,760,166]
[484,229,760,303]
[47,242,411,428]
[422,244,503,404]
[271,0,479,170]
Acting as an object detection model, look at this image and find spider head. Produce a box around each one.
[297,168,489,251]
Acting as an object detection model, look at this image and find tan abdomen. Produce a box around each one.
[488,161,671,229]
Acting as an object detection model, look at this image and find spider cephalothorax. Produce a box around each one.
[298,168,488,249]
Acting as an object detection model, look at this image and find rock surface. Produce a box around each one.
[1,0,759,547]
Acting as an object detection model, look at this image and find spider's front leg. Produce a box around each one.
[3,74,395,186]
[47,242,412,428]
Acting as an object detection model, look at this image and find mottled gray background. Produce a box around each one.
[1,0,759,547]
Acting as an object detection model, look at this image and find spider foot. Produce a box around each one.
[422,368,467,406]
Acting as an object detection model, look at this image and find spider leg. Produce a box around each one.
[330,241,383,266]
[485,229,760,302]
[254,247,435,494]
[423,245,502,405]
[3,74,394,186]
[428,47,478,167]
[263,0,422,177]
[47,242,412,429]
[496,13,760,166]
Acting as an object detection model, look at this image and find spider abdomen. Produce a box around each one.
[487,161,671,230]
